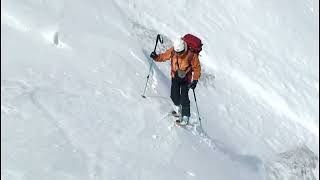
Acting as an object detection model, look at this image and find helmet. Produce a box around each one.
[173,38,186,53]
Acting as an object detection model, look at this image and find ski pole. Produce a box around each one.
[141,34,163,98]
[192,89,202,128]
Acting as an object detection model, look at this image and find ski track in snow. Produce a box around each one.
[1,79,85,154]
[163,113,263,172]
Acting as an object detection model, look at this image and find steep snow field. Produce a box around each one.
[1,0,319,179]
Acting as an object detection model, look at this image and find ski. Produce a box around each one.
[171,111,181,118]
[164,111,198,129]
[175,119,188,126]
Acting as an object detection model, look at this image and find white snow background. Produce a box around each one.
[1,0,319,179]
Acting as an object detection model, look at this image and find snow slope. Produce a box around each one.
[1,0,319,179]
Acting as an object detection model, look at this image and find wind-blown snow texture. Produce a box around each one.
[1,0,319,179]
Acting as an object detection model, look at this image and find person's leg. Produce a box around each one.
[170,78,181,106]
[180,82,190,117]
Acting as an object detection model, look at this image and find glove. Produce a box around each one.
[150,52,158,59]
[189,80,198,90]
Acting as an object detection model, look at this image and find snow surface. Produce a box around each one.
[1,0,319,179]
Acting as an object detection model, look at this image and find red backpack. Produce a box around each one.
[182,34,203,54]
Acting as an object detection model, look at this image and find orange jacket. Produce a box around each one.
[154,47,201,81]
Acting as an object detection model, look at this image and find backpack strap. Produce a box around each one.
[170,50,194,65]
[170,50,174,59]
[170,51,175,77]
[169,50,195,75]
[187,52,195,66]
[185,52,195,74]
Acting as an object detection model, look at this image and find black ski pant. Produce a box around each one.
[170,76,190,117]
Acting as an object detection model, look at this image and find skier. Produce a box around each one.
[150,37,201,125]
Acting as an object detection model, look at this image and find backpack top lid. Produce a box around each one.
[182,34,202,54]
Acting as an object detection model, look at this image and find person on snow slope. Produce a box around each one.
[150,37,201,125]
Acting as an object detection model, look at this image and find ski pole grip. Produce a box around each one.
[153,34,163,52]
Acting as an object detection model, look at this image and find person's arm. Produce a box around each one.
[154,47,174,62]
[191,55,201,80]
